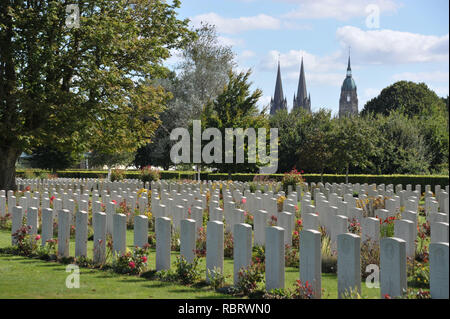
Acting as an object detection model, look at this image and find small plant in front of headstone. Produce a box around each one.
[207,267,228,291]
[341,287,365,299]
[407,256,429,289]
[285,244,299,268]
[12,225,40,256]
[111,245,150,275]
[262,288,290,299]
[321,235,337,274]
[276,196,286,212]
[173,256,201,285]
[224,230,234,258]
[171,230,181,251]
[267,215,277,227]
[402,288,431,299]
[234,262,265,296]
[36,238,58,261]
[291,280,315,299]
[379,215,397,238]
[252,245,265,266]
[0,213,11,230]
[348,217,361,235]
[195,227,206,257]
[360,239,380,280]
[74,255,93,268]
[147,233,156,248]
[244,211,254,226]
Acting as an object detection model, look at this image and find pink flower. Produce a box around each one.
[295,205,298,211]
[141,256,147,263]
[241,198,247,204]
[35,235,41,241]
[129,261,136,269]
[112,200,117,205]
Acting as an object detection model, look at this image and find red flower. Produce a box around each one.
[296,219,302,226]
[35,235,41,241]
[129,261,136,269]
[241,198,247,204]
[25,186,31,191]
[50,196,55,203]
[112,200,117,205]
[293,231,299,236]
[141,256,147,263]
[295,205,299,211]
[384,294,391,299]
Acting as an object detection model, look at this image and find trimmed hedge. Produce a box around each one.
[15,169,449,189]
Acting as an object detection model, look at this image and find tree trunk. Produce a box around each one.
[0,147,20,191]
[345,163,349,184]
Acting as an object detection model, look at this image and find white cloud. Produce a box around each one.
[391,71,449,83]
[241,50,256,59]
[431,86,449,97]
[364,87,382,99]
[190,12,281,34]
[336,26,449,64]
[217,36,245,47]
[259,49,348,86]
[282,0,400,20]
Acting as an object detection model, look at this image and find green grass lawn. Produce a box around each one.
[0,229,382,299]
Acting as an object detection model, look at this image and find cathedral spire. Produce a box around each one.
[347,48,352,77]
[297,57,307,105]
[270,59,287,115]
[293,56,311,112]
[274,60,284,103]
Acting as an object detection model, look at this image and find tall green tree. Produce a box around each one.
[134,23,235,169]
[199,70,268,174]
[296,109,334,180]
[329,116,378,183]
[27,146,82,172]
[362,81,446,117]
[0,0,194,190]
[369,111,431,175]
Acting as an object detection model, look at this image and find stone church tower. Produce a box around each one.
[339,55,358,118]
[270,61,288,115]
[293,58,311,112]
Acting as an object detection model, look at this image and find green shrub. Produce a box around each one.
[110,169,125,182]
[173,256,202,285]
[140,166,160,184]
[234,262,265,296]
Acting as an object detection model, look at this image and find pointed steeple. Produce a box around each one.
[274,60,284,103]
[347,49,352,77]
[270,59,287,115]
[297,57,307,105]
[293,56,311,112]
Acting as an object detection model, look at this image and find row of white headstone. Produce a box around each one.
[7,203,449,299]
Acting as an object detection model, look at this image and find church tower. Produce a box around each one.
[339,54,358,118]
[270,61,288,115]
[293,57,311,112]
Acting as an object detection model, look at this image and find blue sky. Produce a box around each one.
[170,0,449,115]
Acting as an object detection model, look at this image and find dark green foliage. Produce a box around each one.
[362,81,446,117]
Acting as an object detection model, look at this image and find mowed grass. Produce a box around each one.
[0,228,382,299]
